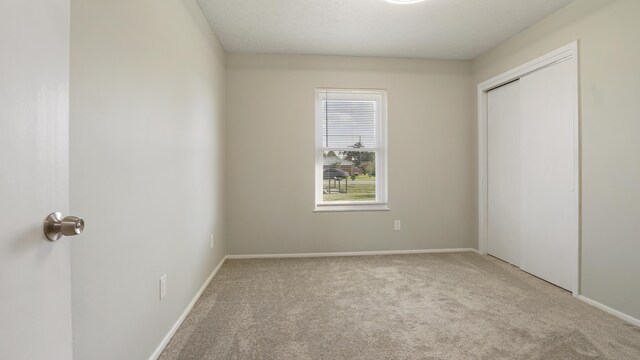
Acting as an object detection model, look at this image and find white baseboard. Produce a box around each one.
[578,295,640,327]
[148,256,227,360]
[226,248,479,259]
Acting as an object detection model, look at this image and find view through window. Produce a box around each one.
[315,90,387,209]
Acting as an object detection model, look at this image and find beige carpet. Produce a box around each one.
[159,252,640,359]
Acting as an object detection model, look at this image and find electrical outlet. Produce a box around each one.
[159,275,167,300]
[210,234,214,249]
[394,220,401,231]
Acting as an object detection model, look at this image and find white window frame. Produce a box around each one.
[314,88,389,212]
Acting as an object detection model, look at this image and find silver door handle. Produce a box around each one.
[43,212,85,241]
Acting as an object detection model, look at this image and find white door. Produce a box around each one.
[0,1,73,359]
[520,59,578,292]
[487,80,522,266]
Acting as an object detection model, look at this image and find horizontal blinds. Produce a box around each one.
[321,99,376,149]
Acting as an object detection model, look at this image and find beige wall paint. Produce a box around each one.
[226,54,474,255]
[472,0,640,320]
[70,0,226,359]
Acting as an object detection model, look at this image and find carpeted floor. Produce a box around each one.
[158,252,640,360]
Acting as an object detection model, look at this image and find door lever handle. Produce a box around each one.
[43,212,85,241]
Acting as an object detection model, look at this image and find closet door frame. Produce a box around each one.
[477,41,580,296]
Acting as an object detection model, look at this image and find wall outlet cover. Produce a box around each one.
[159,275,167,300]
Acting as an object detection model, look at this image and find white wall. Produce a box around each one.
[69,0,226,359]
[472,0,640,320]
[226,54,474,255]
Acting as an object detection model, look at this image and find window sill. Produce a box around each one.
[313,204,390,212]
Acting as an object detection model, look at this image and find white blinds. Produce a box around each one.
[320,99,376,149]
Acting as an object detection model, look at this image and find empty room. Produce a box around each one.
[2,0,640,359]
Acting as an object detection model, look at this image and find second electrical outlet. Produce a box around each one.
[159,275,167,300]
[394,220,401,231]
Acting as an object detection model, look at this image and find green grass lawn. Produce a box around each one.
[351,174,375,181]
[323,180,375,201]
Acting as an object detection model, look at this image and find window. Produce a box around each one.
[314,89,388,211]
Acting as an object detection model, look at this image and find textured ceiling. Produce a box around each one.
[196,0,573,60]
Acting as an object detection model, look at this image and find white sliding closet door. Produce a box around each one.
[520,59,578,292]
[487,80,522,267]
